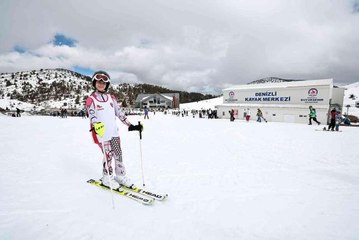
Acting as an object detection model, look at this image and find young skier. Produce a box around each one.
[86,70,142,189]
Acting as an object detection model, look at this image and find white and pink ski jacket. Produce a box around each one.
[86,91,131,143]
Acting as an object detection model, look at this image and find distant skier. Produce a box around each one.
[335,110,342,131]
[256,108,267,122]
[16,108,21,117]
[229,109,235,121]
[86,70,142,189]
[245,108,251,122]
[327,108,336,131]
[144,106,149,119]
[308,106,321,125]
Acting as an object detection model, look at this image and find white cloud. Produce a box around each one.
[0,0,359,94]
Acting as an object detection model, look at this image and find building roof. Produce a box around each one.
[135,93,178,102]
[223,79,334,91]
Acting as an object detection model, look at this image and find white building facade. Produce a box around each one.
[135,93,180,109]
[216,79,345,124]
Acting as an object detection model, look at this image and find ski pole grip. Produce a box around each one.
[138,121,142,140]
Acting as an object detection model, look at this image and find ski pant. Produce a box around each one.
[98,137,126,176]
[328,119,336,131]
[257,116,267,122]
[309,117,320,125]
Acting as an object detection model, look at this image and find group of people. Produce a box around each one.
[327,108,342,131]
[228,105,343,131]
[308,105,342,131]
[229,108,267,122]
[60,108,68,118]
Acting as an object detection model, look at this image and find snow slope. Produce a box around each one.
[343,82,359,116]
[0,114,358,240]
[179,96,223,110]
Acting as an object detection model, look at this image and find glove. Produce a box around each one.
[93,122,105,137]
[128,123,143,132]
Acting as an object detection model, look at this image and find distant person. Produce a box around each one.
[308,106,321,125]
[256,108,267,122]
[144,106,149,119]
[85,70,142,189]
[208,109,212,119]
[335,111,342,131]
[16,108,21,117]
[229,109,235,121]
[327,108,336,131]
[343,116,351,125]
[245,108,251,122]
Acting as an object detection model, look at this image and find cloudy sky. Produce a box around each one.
[1,0,359,94]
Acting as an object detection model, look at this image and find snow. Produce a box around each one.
[1,113,358,240]
[343,82,359,116]
[180,96,223,110]
[0,99,40,112]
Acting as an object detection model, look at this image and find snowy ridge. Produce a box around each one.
[0,69,214,113]
[0,69,92,112]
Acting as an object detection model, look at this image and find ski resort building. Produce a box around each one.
[135,93,180,109]
[216,79,345,124]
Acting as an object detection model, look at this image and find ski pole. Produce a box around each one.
[101,139,116,209]
[138,121,145,186]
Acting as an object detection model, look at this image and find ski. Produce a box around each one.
[87,179,154,205]
[121,185,168,201]
[315,129,342,132]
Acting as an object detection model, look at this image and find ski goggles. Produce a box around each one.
[92,73,110,82]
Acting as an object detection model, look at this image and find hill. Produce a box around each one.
[0,69,216,113]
